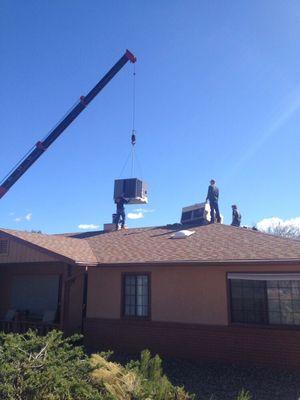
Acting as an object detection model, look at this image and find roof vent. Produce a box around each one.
[103,223,117,232]
[172,230,195,239]
[0,239,9,254]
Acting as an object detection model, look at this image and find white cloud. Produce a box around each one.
[13,212,32,222]
[133,208,155,214]
[127,212,144,220]
[25,213,32,221]
[257,217,300,231]
[78,224,100,230]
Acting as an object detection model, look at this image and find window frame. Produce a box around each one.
[121,272,151,320]
[227,272,300,330]
[0,239,9,256]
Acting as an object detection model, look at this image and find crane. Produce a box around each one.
[0,50,136,199]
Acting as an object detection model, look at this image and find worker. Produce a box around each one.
[206,179,221,223]
[231,204,241,227]
[115,195,128,230]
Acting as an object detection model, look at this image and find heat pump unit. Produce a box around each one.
[114,178,148,204]
[181,202,211,225]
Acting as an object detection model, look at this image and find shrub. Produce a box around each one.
[0,330,102,400]
[125,349,195,400]
[0,331,194,400]
[236,389,251,400]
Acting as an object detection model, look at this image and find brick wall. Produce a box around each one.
[84,318,300,370]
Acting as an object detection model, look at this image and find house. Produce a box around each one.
[1,223,300,369]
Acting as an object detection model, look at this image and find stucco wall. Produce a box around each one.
[66,273,85,334]
[87,263,300,325]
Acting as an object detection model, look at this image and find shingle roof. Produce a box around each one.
[0,228,97,265]
[82,224,300,264]
[1,223,300,266]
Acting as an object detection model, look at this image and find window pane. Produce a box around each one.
[294,313,300,325]
[292,287,300,297]
[231,286,242,298]
[267,287,279,299]
[279,280,292,288]
[125,276,135,285]
[267,281,278,288]
[269,312,281,324]
[267,280,300,326]
[254,288,265,298]
[230,280,267,324]
[279,288,292,300]
[281,311,294,325]
[281,300,293,318]
[268,300,280,312]
[293,300,300,312]
[124,275,149,317]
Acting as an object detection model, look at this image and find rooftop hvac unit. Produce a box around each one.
[114,178,148,204]
[181,202,211,225]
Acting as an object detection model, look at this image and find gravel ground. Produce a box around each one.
[113,353,300,400]
[162,359,300,400]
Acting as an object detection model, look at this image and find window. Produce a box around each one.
[0,239,9,255]
[11,275,60,319]
[123,274,150,318]
[229,274,300,326]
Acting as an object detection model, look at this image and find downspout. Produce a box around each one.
[81,266,89,334]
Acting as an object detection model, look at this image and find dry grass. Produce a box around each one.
[90,354,141,400]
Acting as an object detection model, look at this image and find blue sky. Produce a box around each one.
[0,0,299,233]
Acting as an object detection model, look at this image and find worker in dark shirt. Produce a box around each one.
[115,196,128,230]
[206,179,221,223]
[231,204,241,227]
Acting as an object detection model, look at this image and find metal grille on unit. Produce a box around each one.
[180,203,211,225]
[114,178,148,204]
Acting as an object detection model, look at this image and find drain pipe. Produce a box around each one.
[81,266,89,334]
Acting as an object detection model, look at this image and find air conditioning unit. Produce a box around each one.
[180,202,211,225]
[114,178,148,204]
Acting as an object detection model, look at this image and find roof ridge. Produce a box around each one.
[223,223,300,243]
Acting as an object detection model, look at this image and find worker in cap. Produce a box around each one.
[206,179,221,223]
[231,204,241,227]
[115,195,128,230]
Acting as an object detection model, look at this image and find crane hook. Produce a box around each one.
[131,130,136,146]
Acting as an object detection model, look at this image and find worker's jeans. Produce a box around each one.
[116,211,125,229]
[209,201,221,223]
[231,219,241,227]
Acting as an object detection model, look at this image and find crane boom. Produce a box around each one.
[0,49,136,199]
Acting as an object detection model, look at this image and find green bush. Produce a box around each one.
[236,389,251,400]
[0,330,251,400]
[0,330,102,400]
[125,349,194,400]
[0,330,194,400]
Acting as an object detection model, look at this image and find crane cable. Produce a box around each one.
[130,63,136,177]
[119,63,139,178]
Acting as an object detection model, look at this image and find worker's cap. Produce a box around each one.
[231,204,237,208]
[210,179,216,184]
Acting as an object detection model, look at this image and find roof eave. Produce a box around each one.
[91,258,300,268]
